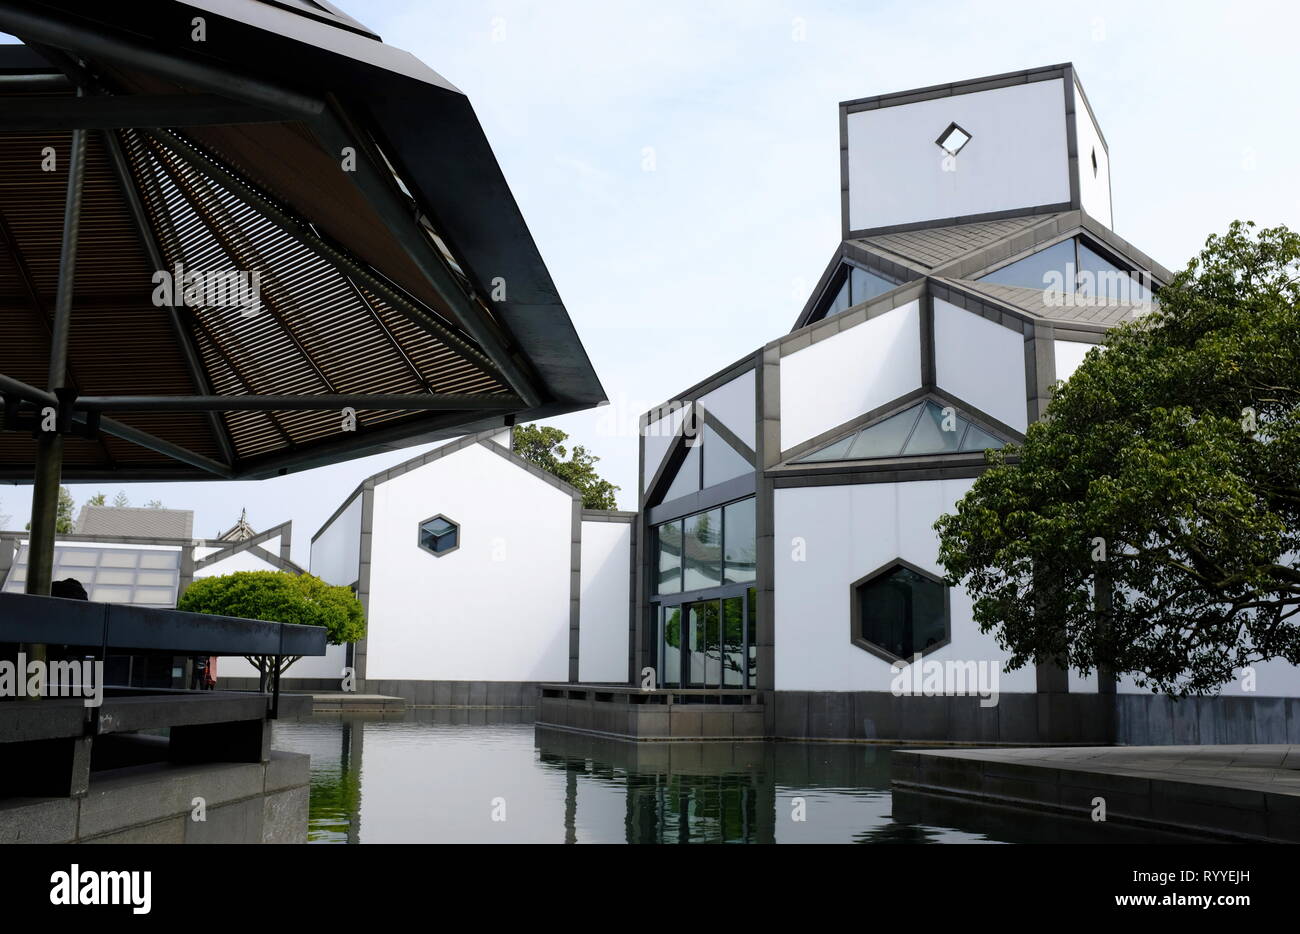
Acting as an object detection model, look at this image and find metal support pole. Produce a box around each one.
[25,123,87,686]
[28,124,87,594]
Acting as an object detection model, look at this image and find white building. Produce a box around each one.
[291,429,634,704]
[627,64,1300,744]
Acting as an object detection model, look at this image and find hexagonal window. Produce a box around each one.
[418,514,459,556]
[850,560,950,663]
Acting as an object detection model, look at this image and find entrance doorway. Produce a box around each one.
[656,588,755,689]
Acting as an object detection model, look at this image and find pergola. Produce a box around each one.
[0,0,606,594]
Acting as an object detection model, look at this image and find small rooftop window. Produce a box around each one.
[935,122,971,156]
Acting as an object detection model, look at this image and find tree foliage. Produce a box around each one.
[935,222,1300,695]
[26,486,75,533]
[512,423,620,509]
[178,571,365,645]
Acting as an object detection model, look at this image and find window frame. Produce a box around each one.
[849,558,952,664]
[416,513,460,557]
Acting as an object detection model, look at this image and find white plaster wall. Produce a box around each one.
[773,481,1036,693]
[578,520,632,682]
[1117,660,1300,697]
[780,300,921,450]
[310,495,362,587]
[193,548,279,577]
[364,442,573,681]
[847,79,1069,231]
[488,428,512,449]
[934,299,1027,432]
[697,369,755,450]
[642,404,689,490]
[1053,339,1095,385]
[1074,81,1112,228]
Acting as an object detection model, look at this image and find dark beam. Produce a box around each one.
[0,5,323,118]
[100,127,237,468]
[311,109,543,409]
[143,127,505,390]
[97,416,233,478]
[75,394,521,412]
[0,94,287,131]
[0,72,70,90]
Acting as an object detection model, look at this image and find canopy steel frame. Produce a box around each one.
[0,93,288,131]
[74,393,521,412]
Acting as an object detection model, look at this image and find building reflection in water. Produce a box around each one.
[272,710,1196,844]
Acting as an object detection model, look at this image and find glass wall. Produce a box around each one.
[654,497,755,595]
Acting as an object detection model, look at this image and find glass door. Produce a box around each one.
[657,588,756,690]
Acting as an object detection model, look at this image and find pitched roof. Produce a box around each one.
[856,214,1063,270]
[938,277,1150,326]
[73,504,194,539]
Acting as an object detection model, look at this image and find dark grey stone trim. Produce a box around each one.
[581,509,636,522]
[920,291,936,388]
[310,430,502,543]
[776,279,927,358]
[791,243,924,331]
[774,387,1023,471]
[475,435,583,499]
[772,464,990,488]
[570,497,582,682]
[193,520,296,571]
[701,407,755,464]
[639,353,756,435]
[353,482,374,685]
[642,401,699,508]
[756,347,778,704]
[929,278,1035,333]
[646,474,756,527]
[776,386,930,465]
[943,215,1079,282]
[1062,66,1082,214]
[627,512,637,685]
[1053,326,1108,343]
[849,558,952,664]
[178,544,195,598]
[1027,320,1056,424]
[846,202,1074,242]
[840,62,1070,114]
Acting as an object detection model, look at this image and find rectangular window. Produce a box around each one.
[655,519,683,594]
[683,509,722,590]
[722,499,756,583]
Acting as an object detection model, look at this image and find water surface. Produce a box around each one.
[271,709,1193,844]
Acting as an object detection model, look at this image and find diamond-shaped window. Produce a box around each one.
[418,514,459,556]
[936,122,971,156]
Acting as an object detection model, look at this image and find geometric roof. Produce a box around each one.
[73,504,194,539]
[0,2,606,483]
[856,214,1063,272]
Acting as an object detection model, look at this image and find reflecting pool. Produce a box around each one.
[271,709,1196,844]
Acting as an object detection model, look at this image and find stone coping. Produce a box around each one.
[892,744,1300,843]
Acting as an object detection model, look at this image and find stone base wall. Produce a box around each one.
[218,677,542,707]
[1115,693,1300,745]
[0,750,311,844]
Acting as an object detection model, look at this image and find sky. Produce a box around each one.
[2,0,1297,565]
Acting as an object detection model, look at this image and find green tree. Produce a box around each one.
[512,424,620,509]
[25,486,75,533]
[86,492,106,506]
[178,571,365,688]
[112,491,129,508]
[935,222,1300,696]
